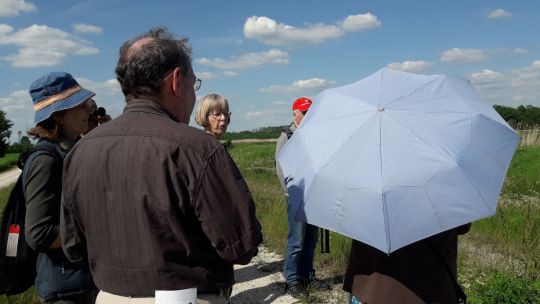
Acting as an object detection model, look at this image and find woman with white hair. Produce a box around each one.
[195,93,231,138]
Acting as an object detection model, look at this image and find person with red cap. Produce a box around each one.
[275,97,329,298]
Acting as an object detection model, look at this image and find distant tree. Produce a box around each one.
[20,136,33,153]
[8,135,34,154]
[494,105,540,126]
[0,110,13,157]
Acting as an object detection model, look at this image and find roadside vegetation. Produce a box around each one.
[221,126,285,141]
[0,153,19,173]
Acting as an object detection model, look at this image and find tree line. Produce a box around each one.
[0,105,538,157]
[493,105,540,127]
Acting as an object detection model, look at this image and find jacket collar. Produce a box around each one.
[123,99,180,123]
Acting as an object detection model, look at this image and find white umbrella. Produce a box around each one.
[277,68,520,254]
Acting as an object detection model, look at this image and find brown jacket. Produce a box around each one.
[343,225,470,304]
[60,99,262,297]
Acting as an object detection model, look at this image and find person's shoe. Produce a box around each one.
[285,282,307,298]
[306,277,330,291]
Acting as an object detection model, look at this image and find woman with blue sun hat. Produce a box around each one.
[24,72,97,303]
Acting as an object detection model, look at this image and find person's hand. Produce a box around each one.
[97,114,112,124]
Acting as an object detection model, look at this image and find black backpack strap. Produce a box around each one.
[282,126,294,139]
[19,141,65,199]
[425,239,467,304]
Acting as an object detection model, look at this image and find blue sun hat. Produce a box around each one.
[29,72,95,124]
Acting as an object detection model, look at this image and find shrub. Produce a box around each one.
[468,272,539,304]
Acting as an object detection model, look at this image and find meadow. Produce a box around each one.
[228,142,539,303]
[0,142,538,303]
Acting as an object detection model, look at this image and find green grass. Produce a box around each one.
[502,145,540,195]
[468,145,540,281]
[0,289,40,304]
[229,142,540,301]
[0,153,19,173]
[0,183,13,211]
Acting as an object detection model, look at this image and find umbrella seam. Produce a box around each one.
[387,96,462,109]
[303,113,377,227]
[455,164,495,214]
[384,77,439,109]
[379,69,384,107]
[387,109,472,114]
[306,113,378,175]
[469,114,516,170]
[422,187,444,231]
[379,109,391,253]
[385,111,454,162]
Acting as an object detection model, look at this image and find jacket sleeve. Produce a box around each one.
[275,132,288,195]
[24,155,61,252]
[192,144,262,265]
[60,194,87,263]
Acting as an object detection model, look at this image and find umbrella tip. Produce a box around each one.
[377,106,385,112]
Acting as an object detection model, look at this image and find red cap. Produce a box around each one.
[292,97,312,111]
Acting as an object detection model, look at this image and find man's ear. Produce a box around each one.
[171,67,183,97]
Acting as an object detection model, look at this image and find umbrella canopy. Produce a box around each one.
[277,68,520,254]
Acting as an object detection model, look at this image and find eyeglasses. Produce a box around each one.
[208,112,231,118]
[163,69,202,91]
[193,78,202,91]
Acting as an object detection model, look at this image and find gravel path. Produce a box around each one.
[0,167,20,189]
[231,247,349,303]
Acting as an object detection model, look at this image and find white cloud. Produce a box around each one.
[73,23,102,34]
[244,16,343,46]
[470,61,540,107]
[1,89,34,142]
[440,48,488,63]
[243,13,380,47]
[470,69,503,83]
[245,111,264,120]
[76,78,121,96]
[224,70,237,77]
[0,24,13,35]
[488,9,512,19]
[0,0,36,17]
[340,13,381,32]
[259,78,337,93]
[0,24,99,67]
[196,72,217,80]
[196,49,288,70]
[0,90,28,112]
[386,60,432,73]
[512,48,528,55]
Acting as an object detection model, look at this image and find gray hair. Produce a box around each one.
[195,93,230,127]
[115,27,192,102]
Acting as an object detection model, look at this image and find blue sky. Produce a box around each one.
[0,0,538,142]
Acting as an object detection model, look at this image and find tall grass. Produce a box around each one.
[502,145,540,195]
[0,153,19,173]
[514,123,540,147]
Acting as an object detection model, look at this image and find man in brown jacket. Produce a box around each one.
[60,27,262,304]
